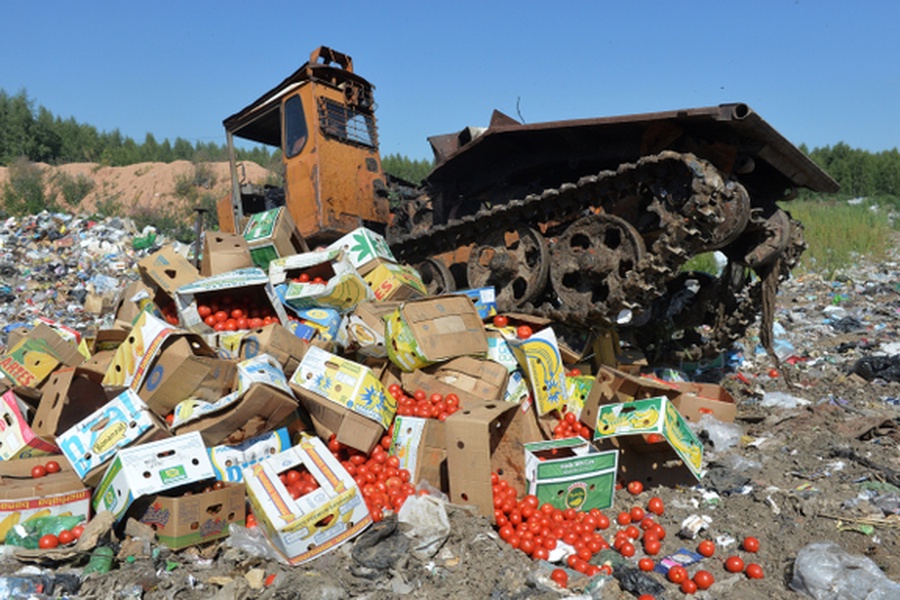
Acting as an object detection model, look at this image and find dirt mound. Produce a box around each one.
[0,160,273,216]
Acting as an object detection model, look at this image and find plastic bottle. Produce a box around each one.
[82,546,115,577]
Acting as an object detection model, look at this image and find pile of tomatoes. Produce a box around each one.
[551,410,592,440]
[291,272,330,285]
[327,433,416,522]
[37,524,85,549]
[276,467,320,499]
[389,385,461,421]
[197,301,280,331]
[30,459,62,478]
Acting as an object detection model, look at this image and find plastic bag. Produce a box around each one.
[790,541,900,599]
[696,414,742,452]
[397,490,451,560]
[760,391,811,409]
[4,515,86,549]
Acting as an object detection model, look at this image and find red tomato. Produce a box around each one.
[643,539,661,555]
[630,506,646,522]
[667,565,688,584]
[492,315,509,328]
[680,579,698,594]
[516,325,533,339]
[197,304,212,318]
[697,539,715,557]
[31,465,47,478]
[550,568,568,588]
[638,557,654,571]
[298,272,310,283]
[57,529,75,545]
[214,310,228,323]
[725,556,745,573]
[38,534,59,549]
[742,536,760,553]
[616,511,632,525]
[646,496,664,516]
[619,542,636,557]
[693,570,714,590]
[246,513,257,528]
[204,314,217,327]
[230,308,244,319]
[627,480,644,495]
[285,469,302,485]
[638,596,655,600]
[745,563,765,579]
[44,460,61,474]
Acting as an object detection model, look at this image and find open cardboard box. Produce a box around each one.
[325,227,396,275]
[208,427,292,483]
[271,249,372,314]
[592,396,704,487]
[363,261,427,302]
[171,354,299,446]
[92,431,217,524]
[139,481,246,550]
[0,323,84,389]
[400,356,509,408]
[244,434,371,565]
[339,301,399,358]
[138,245,200,300]
[56,388,170,486]
[503,325,568,416]
[0,455,91,543]
[385,295,488,372]
[444,398,546,519]
[524,437,618,512]
[668,381,737,423]
[390,415,448,493]
[289,346,395,454]
[31,367,124,444]
[242,206,308,270]
[238,323,310,379]
[0,389,60,460]
[579,366,679,435]
[201,231,252,277]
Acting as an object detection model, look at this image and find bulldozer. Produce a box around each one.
[217,46,839,364]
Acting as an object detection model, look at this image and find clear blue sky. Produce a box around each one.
[2,1,896,161]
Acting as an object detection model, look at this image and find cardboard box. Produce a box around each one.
[243,435,371,565]
[113,279,155,328]
[579,366,680,436]
[0,455,91,543]
[0,323,83,388]
[208,427,292,482]
[238,324,310,378]
[524,437,618,512]
[326,227,396,275]
[389,416,447,492]
[289,346,396,454]
[444,398,545,519]
[171,354,299,446]
[669,381,737,423]
[201,232,252,277]
[102,310,236,416]
[289,307,343,342]
[92,431,217,523]
[593,396,704,486]
[385,295,489,372]
[400,357,509,408]
[0,390,59,460]
[139,482,245,550]
[457,287,498,319]
[340,301,399,358]
[31,367,123,443]
[175,267,289,335]
[505,326,568,416]
[138,245,200,298]
[271,250,372,314]
[243,207,309,270]
[56,388,170,485]
[363,262,427,302]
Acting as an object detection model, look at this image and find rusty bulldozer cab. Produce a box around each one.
[217,46,391,247]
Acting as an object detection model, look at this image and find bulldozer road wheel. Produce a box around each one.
[466,226,549,310]
[416,258,456,295]
[550,214,646,320]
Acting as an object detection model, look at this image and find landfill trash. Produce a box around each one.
[850,355,900,382]
[614,564,666,597]
[397,487,451,560]
[760,391,812,409]
[790,541,900,599]
[694,413,742,452]
[225,524,286,563]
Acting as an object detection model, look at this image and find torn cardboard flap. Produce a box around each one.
[0,389,60,460]
[400,356,509,407]
[138,245,200,296]
[0,323,84,389]
[326,227,396,275]
[201,231,252,277]
[31,367,124,442]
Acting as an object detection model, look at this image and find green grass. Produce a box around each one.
[785,197,897,279]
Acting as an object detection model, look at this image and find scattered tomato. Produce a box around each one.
[38,534,59,549]
[637,596,655,600]
[31,465,47,479]
[44,460,61,474]
[724,555,745,573]
[646,496,664,516]
[619,541,636,557]
[638,557,655,572]
[492,315,509,328]
[697,539,716,557]
[616,511,632,525]
[630,506,646,522]
[516,325,533,339]
[680,578,698,594]
[742,536,760,553]
[667,565,688,584]
[745,563,765,579]
[626,480,644,495]
[643,538,661,555]
[693,570,714,590]
[57,529,75,545]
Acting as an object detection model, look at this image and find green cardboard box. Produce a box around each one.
[524,437,618,512]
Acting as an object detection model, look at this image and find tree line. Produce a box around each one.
[2,88,898,198]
